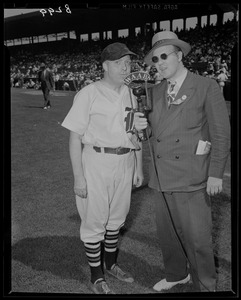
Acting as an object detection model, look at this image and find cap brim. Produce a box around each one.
[118,50,137,59]
[102,51,137,63]
[144,39,191,66]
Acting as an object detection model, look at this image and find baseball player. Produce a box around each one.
[61,43,144,294]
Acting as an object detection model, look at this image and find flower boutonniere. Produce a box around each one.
[171,95,187,105]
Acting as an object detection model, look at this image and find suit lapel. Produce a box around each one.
[149,81,166,131]
[156,71,196,136]
[153,81,167,116]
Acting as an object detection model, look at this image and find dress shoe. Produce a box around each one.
[153,274,190,292]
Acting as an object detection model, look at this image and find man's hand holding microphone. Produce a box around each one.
[134,112,148,133]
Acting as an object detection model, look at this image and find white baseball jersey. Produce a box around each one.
[61,81,139,243]
[61,81,138,149]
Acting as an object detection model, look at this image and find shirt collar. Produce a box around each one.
[168,68,188,91]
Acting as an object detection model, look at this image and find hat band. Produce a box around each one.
[152,39,175,48]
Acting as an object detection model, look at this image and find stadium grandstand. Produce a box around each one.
[4,3,238,100]
[5,4,238,295]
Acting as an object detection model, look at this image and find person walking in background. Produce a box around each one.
[134,31,230,293]
[62,81,70,91]
[217,69,229,94]
[61,42,144,294]
[38,63,55,109]
[53,72,60,91]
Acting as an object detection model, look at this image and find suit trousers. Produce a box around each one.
[41,82,51,106]
[152,188,216,292]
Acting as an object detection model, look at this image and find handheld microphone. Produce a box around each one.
[124,71,154,141]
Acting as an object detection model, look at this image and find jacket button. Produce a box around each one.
[175,155,179,159]
[157,155,161,159]
[176,139,180,142]
[157,139,161,142]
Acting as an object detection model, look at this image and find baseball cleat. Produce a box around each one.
[105,263,134,283]
[90,278,114,294]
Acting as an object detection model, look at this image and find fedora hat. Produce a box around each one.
[144,31,191,66]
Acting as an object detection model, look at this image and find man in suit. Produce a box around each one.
[134,31,230,292]
[38,63,55,109]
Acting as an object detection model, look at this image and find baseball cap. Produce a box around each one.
[101,42,137,63]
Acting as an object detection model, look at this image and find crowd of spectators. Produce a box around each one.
[9,18,237,93]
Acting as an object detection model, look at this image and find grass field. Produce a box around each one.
[8,88,234,296]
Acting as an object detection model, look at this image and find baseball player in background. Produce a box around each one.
[61,43,144,294]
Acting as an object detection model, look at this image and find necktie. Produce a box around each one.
[167,81,176,108]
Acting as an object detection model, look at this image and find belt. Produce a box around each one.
[93,146,132,155]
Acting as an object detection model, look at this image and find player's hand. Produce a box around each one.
[133,170,144,188]
[134,112,148,131]
[206,176,223,196]
[74,177,87,198]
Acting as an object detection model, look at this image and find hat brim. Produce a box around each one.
[144,39,191,66]
[119,50,137,59]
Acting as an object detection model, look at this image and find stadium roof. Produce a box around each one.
[4,3,238,41]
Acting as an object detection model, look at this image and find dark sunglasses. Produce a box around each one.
[152,51,177,63]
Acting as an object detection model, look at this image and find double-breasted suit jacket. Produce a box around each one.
[147,71,230,192]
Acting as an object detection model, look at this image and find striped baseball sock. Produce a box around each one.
[84,241,104,284]
[104,229,119,270]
